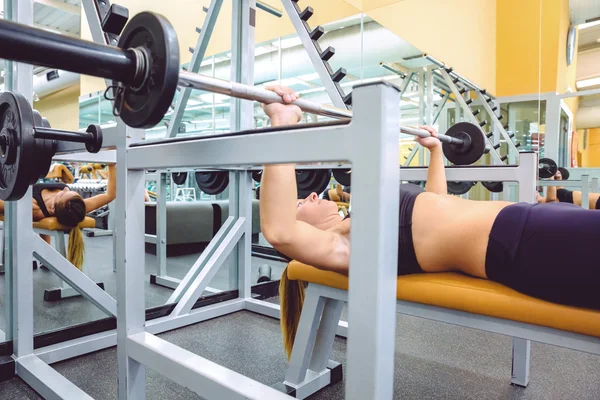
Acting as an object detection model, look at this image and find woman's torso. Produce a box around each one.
[32,183,68,221]
[411,193,513,278]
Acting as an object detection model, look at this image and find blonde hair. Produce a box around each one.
[67,226,85,270]
[279,265,306,360]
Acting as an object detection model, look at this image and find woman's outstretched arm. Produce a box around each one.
[416,126,446,195]
[259,86,349,274]
[83,164,116,212]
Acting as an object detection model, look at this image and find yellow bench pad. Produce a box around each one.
[0,216,95,231]
[287,261,600,339]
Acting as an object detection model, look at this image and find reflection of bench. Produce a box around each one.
[0,216,104,300]
[144,200,261,256]
[281,261,600,399]
[32,217,106,301]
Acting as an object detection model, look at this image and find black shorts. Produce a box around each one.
[485,202,600,309]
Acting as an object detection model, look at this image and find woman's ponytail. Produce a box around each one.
[67,226,85,270]
[279,265,306,360]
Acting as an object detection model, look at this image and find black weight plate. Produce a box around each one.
[195,171,219,186]
[298,169,331,198]
[208,172,229,195]
[558,167,569,180]
[539,157,558,179]
[117,12,180,129]
[85,125,103,153]
[442,122,486,165]
[295,170,314,188]
[196,171,228,195]
[332,168,351,186]
[172,172,188,185]
[447,181,474,195]
[252,170,262,183]
[32,110,56,181]
[0,92,35,200]
[481,181,504,193]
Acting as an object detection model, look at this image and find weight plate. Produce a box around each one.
[85,125,103,153]
[481,181,504,193]
[172,172,188,185]
[117,12,180,129]
[332,168,351,186]
[195,171,229,195]
[442,122,486,165]
[447,181,474,195]
[297,169,331,198]
[539,157,558,179]
[0,92,35,200]
[32,110,54,181]
[251,170,262,183]
[558,167,569,180]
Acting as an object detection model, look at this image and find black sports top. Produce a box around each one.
[32,183,68,218]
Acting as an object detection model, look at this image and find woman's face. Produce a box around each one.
[296,192,339,229]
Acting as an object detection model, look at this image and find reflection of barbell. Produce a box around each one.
[0,92,103,200]
[0,13,487,165]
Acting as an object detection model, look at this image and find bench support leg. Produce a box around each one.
[276,285,343,399]
[43,231,105,302]
[511,337,530,387]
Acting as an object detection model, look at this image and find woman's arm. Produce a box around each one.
[259,86,349,274]
[415,126,446,194]
[83,164,116,212]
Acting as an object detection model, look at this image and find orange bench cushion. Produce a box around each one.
[0,216,95,231]
[287,261,600,339]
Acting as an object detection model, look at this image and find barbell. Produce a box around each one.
[0,92,103,200]
[0,12,487,162]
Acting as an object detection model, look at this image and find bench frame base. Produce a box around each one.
[282,283,600,398]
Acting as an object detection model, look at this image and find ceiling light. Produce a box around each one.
[579,20,600,30]
[576,77,600,89]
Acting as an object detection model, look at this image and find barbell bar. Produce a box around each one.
[0,12,487,165]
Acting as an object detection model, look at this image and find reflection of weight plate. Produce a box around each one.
[172,172,188,185]
[539,157,558,179]
[252,170,262,183]
[297,169,331,198]
[32,110,56,181]
[447,181,475,195]
[332,168,351,186]
[0,92,36,200]
[195,171,229,195]
[558,167,570,180]
[442,122,486,165]
[481,181,504,193]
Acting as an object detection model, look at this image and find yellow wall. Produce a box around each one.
[352,0,497,94]
[579,129,600,167]
[496,0,578,101]
[81,0,360,95]
[34,85,81,131]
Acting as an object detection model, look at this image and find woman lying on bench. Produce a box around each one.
[0,164,116,270]
[258,85,600,358]
[536,169,600,209]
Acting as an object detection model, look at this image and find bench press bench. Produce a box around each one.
[0,215,104,301]
[280,261,600,399]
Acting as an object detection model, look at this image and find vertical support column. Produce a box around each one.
[230,0,256,132]
[156,172,168,276]
[346,84,400,400]
[418,70,425,165]
[7,0,34,357]
[511,150,536,387]
[544,95,561,162]
[581,175,590,210]
[232,172,253,299]
[115,123,147,400]
[230,0,256,294]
